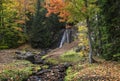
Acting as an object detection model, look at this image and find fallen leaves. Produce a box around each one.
[73,61,120,81]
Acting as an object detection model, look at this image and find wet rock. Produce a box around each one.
[34,50,51,64]
[25,52,35,62]
[15,51,35,63]
[15,51,21,54]
[15,50,48,64]
[26,52,33,56]
[39,50,47,55]
[28,76,42,81]
[36,69,51,75]
[64,62,72,69]
[34,54,45,64]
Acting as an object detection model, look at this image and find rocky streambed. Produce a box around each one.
[15,50,71,81]
[28,63,70,81]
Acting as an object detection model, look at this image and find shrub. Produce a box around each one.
[0,27,27,49]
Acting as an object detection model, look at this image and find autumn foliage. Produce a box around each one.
[14,0,36,24]
[44,0,70,22]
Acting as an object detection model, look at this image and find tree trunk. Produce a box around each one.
[98,22,102,55]
[87,18,93,63]
[24,0,27,34]
[85,0,93,63]
[0,0,3,28]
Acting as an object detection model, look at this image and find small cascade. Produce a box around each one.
[59,29,71,48]
[59,30,66,48]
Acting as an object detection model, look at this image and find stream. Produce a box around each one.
[28,63,70,81]
[15,50,71,81]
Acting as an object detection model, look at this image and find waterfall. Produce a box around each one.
[59,30,66,48]
[59,29,71,48]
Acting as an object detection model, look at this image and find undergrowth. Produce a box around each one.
[42,49,120,81]
[0,60,40,81]
[60,50,85,63]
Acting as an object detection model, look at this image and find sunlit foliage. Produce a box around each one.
[78,25,89,57]
[44,0,70,22]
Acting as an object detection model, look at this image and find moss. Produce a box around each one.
[0,46,9,49]
[64,67,79,81]
[41,65,49,69]
[60,50,83,63]
[41,55,49,60]
[45,58,59,65]
[0,60,40,81]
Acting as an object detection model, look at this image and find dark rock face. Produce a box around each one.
[28,63,71,81]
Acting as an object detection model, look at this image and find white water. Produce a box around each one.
[59,29,70,48]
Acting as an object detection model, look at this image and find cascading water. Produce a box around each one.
[59,30,66,48]
[59,29,71,48]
